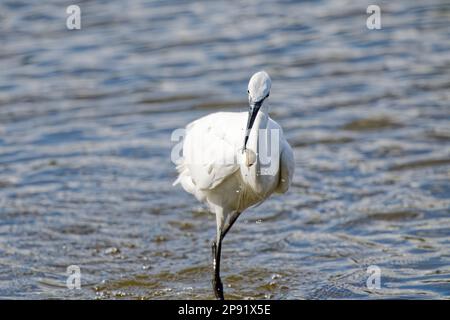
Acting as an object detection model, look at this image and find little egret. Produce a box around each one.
[173,71,295,299]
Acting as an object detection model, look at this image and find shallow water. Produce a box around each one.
[0,0,449,299]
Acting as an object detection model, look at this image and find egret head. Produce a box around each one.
[244,71,271,150]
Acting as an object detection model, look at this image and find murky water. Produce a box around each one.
[0,0,449,299]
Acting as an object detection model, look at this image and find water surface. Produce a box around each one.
[0,0,449,299]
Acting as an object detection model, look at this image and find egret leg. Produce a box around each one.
[212,212,225,300]
[211,211,241,300]
[211,238,224,300]
[221,211,241,239]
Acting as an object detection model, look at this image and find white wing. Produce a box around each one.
[275,138,295,194]
[174,112,246,191]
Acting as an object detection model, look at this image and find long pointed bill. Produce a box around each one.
[243,101,262,150]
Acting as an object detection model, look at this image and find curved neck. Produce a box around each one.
[246,103,269,151]
[242,102,270,195]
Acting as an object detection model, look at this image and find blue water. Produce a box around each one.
[0,0,449,299]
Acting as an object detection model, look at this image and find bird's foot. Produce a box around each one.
[212,275,224,300]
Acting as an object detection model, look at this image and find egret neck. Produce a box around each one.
[242,102,271,195]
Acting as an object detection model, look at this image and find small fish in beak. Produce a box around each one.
[244,148,256,167]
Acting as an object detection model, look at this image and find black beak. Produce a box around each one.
[243,100,262,150]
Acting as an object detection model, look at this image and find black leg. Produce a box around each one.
[222,211,241,239]
[210,212,241,300]
[211,239,224,300]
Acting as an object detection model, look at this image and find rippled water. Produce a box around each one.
[0,0,449,299]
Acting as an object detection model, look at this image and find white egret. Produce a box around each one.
[173,71,295,299]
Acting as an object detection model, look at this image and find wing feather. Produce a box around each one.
[275,138,295,194]
[177,112,245,190]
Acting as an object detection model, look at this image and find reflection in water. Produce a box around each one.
[0,0,449,299]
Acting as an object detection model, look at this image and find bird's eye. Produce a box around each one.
[247,90,250,94]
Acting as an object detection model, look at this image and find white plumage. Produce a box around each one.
[173,71,295,299]
[174,111,294,211]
